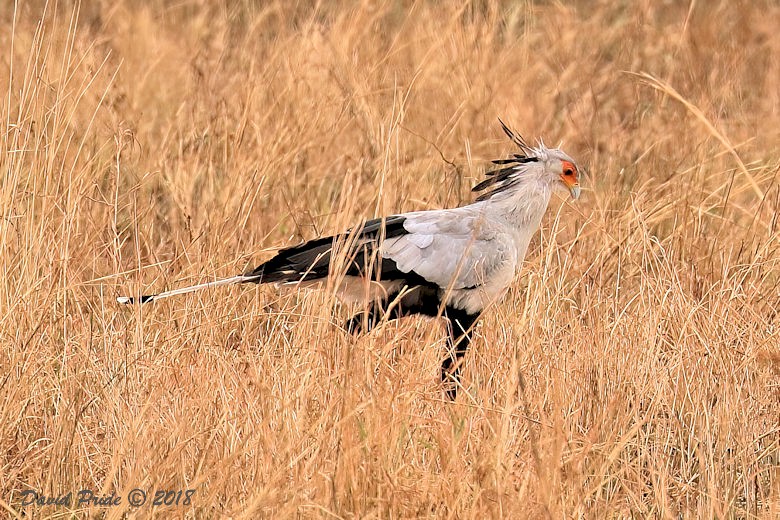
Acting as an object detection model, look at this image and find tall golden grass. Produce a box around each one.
[2,0,778,517]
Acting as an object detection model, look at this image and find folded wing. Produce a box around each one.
[380,208,514,291]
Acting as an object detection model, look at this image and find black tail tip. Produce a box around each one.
[117,295,155,304]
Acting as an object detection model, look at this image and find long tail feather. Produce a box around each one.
[117,274,258,304]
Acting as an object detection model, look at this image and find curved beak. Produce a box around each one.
[560,175,581,200]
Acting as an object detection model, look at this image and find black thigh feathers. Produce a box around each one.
[345,291,480,400]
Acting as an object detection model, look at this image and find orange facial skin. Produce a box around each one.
[559,160,580,199]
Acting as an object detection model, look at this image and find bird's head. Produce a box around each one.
[472,120,582,202]
[543,147,581,200]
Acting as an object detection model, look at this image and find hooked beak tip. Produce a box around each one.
[570,185,581,200]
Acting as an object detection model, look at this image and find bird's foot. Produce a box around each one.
[440,364,462,400]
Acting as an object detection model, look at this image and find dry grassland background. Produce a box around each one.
[2,0,779,517]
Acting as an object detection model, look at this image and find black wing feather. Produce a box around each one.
[245,215,418,284]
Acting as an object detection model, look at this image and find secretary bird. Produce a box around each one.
[118,121,581,399]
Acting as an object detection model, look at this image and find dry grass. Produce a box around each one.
[2,0,779,518]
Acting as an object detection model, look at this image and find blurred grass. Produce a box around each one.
[1,0,778,518]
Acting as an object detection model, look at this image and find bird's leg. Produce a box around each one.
[441,307,480,400]
[345,287,441,335]
[345,303,380,335]
[345,299,406,335]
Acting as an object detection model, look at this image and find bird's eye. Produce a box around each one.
[560,160,578,180]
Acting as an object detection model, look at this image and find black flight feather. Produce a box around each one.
[243,215,420,285]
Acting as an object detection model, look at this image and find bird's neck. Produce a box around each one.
[486,178,551,227]
[480,178,552,263]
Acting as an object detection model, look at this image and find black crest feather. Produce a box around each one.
[471,119,539,201]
